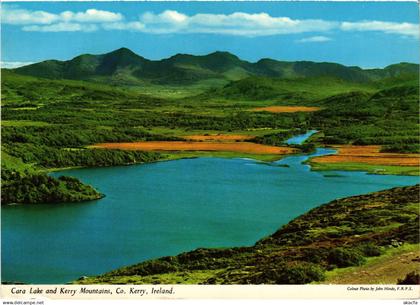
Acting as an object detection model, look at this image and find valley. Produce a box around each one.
[1,48,419,284]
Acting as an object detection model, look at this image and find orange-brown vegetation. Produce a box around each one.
[251,106,321,113]
[311,145,420,166]
[91,141,296,155]
[182,134,254,142]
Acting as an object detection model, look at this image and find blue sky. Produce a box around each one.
[1,1,419,68]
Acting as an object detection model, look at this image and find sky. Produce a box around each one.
[1,1,419,68]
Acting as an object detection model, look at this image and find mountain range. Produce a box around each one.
[11,47,419,85]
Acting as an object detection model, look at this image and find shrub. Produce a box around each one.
[297,143,316,153]
[358,243,382,257]
[300,248,329,264]
[327,247,365,267]
[397,272,420,285]
[264,262,325,284]
[114,260,178,276]
[139,260,179,275]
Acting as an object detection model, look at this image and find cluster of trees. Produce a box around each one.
[4,144,161,168]
[2,126,179,148]
[1,168,102,205]
[309,86,419,153]
[3,106,309,131]
[380,143,420,154]
[250,130,300,146]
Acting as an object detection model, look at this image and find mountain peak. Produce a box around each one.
[110,47,137,56]
[103,47,146,60]
[206,51,239,60]
[94,48,147,75]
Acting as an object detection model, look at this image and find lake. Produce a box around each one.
[2,131,418,283]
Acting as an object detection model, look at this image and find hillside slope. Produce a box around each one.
[75,185,419,284]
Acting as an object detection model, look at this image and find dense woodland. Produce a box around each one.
[1,49,419,204]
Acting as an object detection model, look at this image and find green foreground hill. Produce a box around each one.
[74,185,419,284]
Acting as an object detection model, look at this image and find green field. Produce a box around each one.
[161,151,283,162]
[308,161,420,176]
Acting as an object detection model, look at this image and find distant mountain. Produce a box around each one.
[12,48,419,85]
[12,48,149,81]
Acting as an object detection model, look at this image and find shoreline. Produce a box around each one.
[4,193,105,207]
[40,131,314,173]
[307,161,420,176]
[306,145,420,176]
[43,150,292,173]
[45,145,420,176]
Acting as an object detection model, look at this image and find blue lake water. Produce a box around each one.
[2,132,418,283]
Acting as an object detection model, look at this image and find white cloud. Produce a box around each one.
[22,23,98,32]
[1,61,34,69]
[59,9,123,23]
[296,36,332,43]
[137,11,337,36]
[2,7,418,38]
[142,10,188,24]
[102,21,145,31]
[340,21,419,38]
[1,7,58,25]
[1,7,122,25]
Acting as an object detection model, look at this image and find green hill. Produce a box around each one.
[12,48,419,85]
[309,83,419,150]
[200,76,377,102]
[254,60,372,82]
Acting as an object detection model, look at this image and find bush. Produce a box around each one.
[138,260,179,275]
[114,260,178,276]
[357,243,382,257]
[300,248,329,264]
[327,248,365,267]
[290,143,316,153]
[265,262,325,284]
[397,272,420,285]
